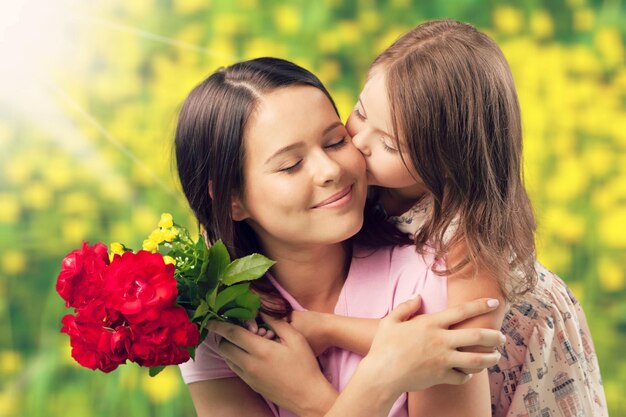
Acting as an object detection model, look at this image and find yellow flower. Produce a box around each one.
[141,366,181,404]
[142,239,158,253]
[493,6,524,35]
[162,229,177,242]
[110,242,124,256]
[598,209,626,248]
[158,213,174,229]
[149,229,166,244]
[595,27,624,68]
[530,10,554,39]
[598,257,625,292]
[274,5,301,34]
[0,193,20,223]
[2,251,26,275]
[163,256,176,266]
[573,8,594,32]
[0,350,22,375]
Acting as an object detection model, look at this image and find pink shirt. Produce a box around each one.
[179,245,448,417]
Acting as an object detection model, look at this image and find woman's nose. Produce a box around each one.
[313,152,342,186]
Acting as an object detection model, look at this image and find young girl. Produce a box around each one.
[174,57,505,417]
[216,20,608,417]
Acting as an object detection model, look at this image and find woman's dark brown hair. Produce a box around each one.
[174,57,408,317]
[374,19,537,300]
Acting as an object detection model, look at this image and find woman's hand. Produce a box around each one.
[360,296,504,395]
[206,317,337,417]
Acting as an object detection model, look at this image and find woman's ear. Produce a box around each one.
[231,195,249,221]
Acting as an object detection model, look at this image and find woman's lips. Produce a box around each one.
[313,185,353,208]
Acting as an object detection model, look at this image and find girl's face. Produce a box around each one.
[346,66,425,195]
[235,85,367,250]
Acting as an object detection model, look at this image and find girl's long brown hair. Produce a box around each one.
[374,19,537,300]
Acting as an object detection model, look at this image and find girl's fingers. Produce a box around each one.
[259,313,296,340]
[447,328,506,349]
[246,319,259,334]
[257,327,267,337]
[207,320,267,353]
[448,350,501,372]
[265,330,275,339]
[387,295,422,322]
[435,298,500,328]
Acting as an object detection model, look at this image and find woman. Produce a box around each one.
[174,57,505,417]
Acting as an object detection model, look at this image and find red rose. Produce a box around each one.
[129,306,200,367]
[56,241,110,308]
[61,301,130,373]
[104,251,178,324]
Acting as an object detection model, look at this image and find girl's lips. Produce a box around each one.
[313,185,353,208]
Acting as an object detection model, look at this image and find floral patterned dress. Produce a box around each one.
[388,199,608,417]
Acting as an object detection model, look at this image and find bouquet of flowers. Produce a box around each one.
[57,213,274,376]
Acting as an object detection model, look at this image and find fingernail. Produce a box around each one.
[499,333,507,344]
[487,299,500,308]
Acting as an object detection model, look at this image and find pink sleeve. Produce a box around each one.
[178,333,238,384]
[388,245,448,314]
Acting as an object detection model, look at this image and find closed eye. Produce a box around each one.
[325,137,347,149]
[279,160,303,174]
[353,108,366,121]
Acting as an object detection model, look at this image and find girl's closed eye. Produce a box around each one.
[353,108,366,121]
[379,136,398,153]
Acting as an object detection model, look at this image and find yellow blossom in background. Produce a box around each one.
[598,209,626,248]
[163,255,176,265]
[3,156,33,186]
[141,366,181,404]
[317,60,341,85]
[0,193,20,223]
[173,0,208,15]
[212,13,241,37]
[60,192,96,215]
[318,31,341,53]
[162,228,178,242]
[598,257,625,292]
[338,20,360,45]
[274,5,301,34]
[2,251,26,275]
[595,27,625,68]
[62,219,89,245]
[358,9,380,32]
[375,26,410,55]
[573,8,595,31]
[0,389,19,417]
[0,350,22,375]
[330,89,357,123]
[142,239,158,252]
[493,6,524,35]
[159,213,174,229]
[530,10,554,39]
[543,206,586,243]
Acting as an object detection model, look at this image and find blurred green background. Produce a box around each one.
[0,0,625,415]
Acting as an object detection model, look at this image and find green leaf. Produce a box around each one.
[149,366,165,377]
[207,287,219,310]
[222,307,255,321]
[205,240,230,288]
[215,283,250,311]
[235,291,262,311]
[191,300,210,321]
[222,254,275,286]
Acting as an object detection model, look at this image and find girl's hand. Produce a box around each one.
[360,296,505,395]
[207,317,337,417]
[289,310,331,356]
[245,319,275,340]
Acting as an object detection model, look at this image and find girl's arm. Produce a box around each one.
[207,296,504,417]
[290,310,378,356]
[408,242,506,417]
[187,378,275,417]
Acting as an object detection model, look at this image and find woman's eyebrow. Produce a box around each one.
[264,142,305,165]
[322,121,343,136]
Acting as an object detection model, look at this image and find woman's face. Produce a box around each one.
[346,66,423,193]
[235,85,367,250]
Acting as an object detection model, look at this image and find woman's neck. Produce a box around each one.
[262,241,351,313]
